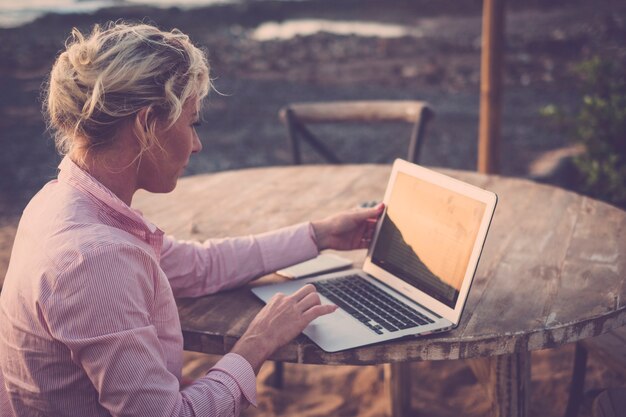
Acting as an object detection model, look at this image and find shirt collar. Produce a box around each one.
[58,156,163,256]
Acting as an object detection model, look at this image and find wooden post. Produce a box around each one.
[478,0,506,174]
[384,363,411,417]
[467,352,531,417]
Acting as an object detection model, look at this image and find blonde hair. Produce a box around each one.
[44,21,210,164]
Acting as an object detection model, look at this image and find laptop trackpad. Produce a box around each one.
[303,309,376,352]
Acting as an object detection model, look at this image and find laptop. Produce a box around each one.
[252,159,497,352]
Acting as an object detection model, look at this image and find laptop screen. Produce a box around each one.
[371,172,487,308]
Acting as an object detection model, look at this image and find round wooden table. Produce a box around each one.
[134,164,626,417]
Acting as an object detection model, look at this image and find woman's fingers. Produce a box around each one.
[302,304,338,322]
[311,204,385,251]
[291,283,316,301]
[290,284,338,320]
[298,291,322,312]
[353,203,384,220]
[359,217,378,246]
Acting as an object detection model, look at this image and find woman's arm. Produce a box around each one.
[160,223,318,298]
[160,204,383,298]
[42,243,257,417]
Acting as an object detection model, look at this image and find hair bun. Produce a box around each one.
[43,22,210,165]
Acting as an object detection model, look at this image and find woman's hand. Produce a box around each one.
[230,205,384,372]
[231,284,337,373]
[311,203,384,251]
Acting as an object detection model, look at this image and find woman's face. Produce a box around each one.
[137,99,203,193]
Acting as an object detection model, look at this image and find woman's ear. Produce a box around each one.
[131,107,157,152]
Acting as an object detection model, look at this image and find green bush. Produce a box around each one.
[571,57,626,208]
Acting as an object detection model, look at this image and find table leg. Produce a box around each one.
[384,363,411,417]
[266,361,284,389]
[467,351,531,417]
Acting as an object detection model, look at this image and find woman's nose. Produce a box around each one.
[192,134,203,153]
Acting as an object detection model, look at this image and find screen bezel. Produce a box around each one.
[362,159,497,325]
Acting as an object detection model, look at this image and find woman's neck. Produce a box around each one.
[71,148,139,207]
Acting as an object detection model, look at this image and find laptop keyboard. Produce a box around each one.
[313,274,435,335]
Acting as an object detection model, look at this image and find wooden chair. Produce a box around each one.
[565,326,626,417]
[273,101,434,416]
[279,100,434,165]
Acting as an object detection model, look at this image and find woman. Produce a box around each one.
[0,22,383,416]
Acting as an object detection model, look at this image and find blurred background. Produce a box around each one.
[0,1,625,415]
[1,0,624,216]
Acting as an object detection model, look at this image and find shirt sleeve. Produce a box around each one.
[0,370,11,417]
[160,222,319,298]
[41,243,254,417]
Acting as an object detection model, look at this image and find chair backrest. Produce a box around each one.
[279,100,434,165]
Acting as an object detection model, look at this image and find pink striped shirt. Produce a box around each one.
[0,157,319,417]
